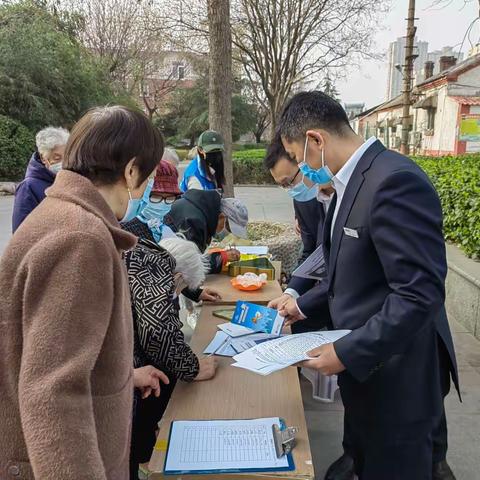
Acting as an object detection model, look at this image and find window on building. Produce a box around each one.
[172,62,186,80]
[139,83,150,97]
[178,65,185,80]
[427,108,436,130]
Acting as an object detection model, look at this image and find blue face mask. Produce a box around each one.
[137,179,173,241]
[121,190,143,223]
[286,177,318,202]
[299,136,333,185]
[214,227,229,242]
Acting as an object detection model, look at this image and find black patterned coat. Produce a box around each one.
[124,237,200,381]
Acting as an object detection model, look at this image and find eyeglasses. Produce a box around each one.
[280,169,300,190]
[149,195,180,205]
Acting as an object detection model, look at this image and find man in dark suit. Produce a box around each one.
[263,140,332,333]
[276,91,459,480]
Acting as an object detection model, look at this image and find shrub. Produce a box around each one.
[415,154,480,259]
[229,147,480,259]
[233,150,272,185]
[0,115,35,181]
[233,143,267,151]
[232,148,271,184]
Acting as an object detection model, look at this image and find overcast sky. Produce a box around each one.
[337,0,479,108]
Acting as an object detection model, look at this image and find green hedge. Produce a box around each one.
[0,115,35,181]
[416,154,480,259]
[231,148,480,259]
[233,149,272,185]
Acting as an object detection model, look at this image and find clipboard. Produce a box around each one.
[163,417,296,475]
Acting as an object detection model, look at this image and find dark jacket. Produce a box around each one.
[164,189,224,273]
[121,226,200,382]
[321,141,458,427]
[288,198,331,328]
[12,152,55,232]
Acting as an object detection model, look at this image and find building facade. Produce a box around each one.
[357,52,480,156]
[414,53,480,155]
[386,37,429,100]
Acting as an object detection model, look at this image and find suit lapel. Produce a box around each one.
[327,141,386,286]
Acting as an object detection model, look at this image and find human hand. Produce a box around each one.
[268,293,291,310]
[174,273,188,295]
[278,297,304,326]
[300,343,346,376]
[134,366,170,399]
[199,287,222,302]
[194,357,218,381]
[226,249,241,262]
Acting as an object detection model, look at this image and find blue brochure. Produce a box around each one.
[231,301,285,336]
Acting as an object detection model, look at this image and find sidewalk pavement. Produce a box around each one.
[1,187,479,479]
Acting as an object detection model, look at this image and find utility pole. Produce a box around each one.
[400,0,417,155]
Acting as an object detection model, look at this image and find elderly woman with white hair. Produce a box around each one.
[12,126,69,232]
[161,147,181,168]
[121,223,218,479]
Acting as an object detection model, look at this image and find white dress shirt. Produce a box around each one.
[330,137,377,238]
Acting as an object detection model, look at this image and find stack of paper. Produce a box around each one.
[232,330,351,375]
[203,329,280,357]
[163,417,294,475]
[292,244,327,280]
[236,246,269,255]
[204,301,286,357]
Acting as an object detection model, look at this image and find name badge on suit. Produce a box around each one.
[343,227,359,238]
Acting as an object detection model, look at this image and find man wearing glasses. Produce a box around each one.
[264,138,333,334]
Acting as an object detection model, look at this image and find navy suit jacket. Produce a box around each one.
[289,198,331,325]
[323,141,459,424]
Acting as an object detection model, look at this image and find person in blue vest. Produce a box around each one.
[12,127,69,232]
[180,130,226,192]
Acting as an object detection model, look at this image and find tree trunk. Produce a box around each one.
[254,131,262,144]
[208,0,234,197]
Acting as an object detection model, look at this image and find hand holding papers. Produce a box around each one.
[232,330,351,375]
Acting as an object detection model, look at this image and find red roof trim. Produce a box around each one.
[451,96,480,106]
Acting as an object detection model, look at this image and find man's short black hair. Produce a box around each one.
[278,91,352,142]
[263,133,296,170]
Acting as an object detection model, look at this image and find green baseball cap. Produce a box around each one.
[198,130,225,153]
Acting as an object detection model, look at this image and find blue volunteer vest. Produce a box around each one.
[180,155,217,192]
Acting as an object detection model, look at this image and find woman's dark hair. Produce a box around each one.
[200,150,226,188]
[64,106,164,186]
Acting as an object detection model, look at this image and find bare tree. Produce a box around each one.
[208,0,234,197]
[426,0,478,12]
[58,0,164,88]
[140,75,179,120]
[231,0,389,133]
[159,0,389,136]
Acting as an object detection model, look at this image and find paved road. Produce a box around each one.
[0,195,13,255]
[0,189,479,479]
[0,186,293,255]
